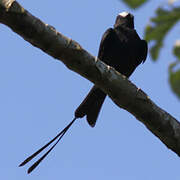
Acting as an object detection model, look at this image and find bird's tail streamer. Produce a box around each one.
[19,117,77,174]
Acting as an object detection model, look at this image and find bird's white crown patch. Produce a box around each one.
[119,12,129,17]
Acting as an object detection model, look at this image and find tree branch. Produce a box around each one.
[1,0,180,156]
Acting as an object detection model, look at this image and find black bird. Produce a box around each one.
[19,12,148,173]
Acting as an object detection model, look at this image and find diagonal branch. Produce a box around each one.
[1,0,180,156]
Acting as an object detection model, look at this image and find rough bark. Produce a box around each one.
[1,0,180,156]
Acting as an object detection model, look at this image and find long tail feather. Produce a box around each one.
[19,117,76,172]
[28,129,67,173]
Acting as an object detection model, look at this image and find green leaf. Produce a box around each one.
[169,62,180,99]
[122,0,148,9]
[150,41,163,60]
[145,7,180,61]
[173,40,180,60]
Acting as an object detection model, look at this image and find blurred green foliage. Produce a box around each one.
[145,7,180,99]
[122,0,180,99]
[145,7,180,60]
[122,0,148,8]
[169,42,180,99]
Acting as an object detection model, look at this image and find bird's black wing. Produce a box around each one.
[98,28,115,59]
[98,28,122,65]
[139,40,148,63]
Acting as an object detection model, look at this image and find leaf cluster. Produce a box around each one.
[123,0,180,99]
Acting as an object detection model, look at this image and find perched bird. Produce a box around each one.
[19,12,148,173]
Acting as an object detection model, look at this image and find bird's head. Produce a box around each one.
[114,12,134,29]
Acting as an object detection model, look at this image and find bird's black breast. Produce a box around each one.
[98,27,147,78]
